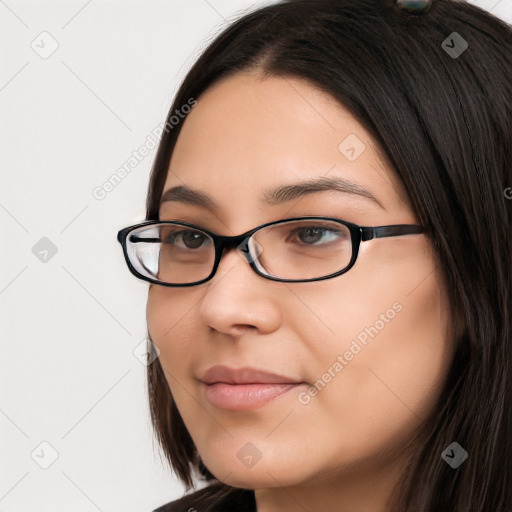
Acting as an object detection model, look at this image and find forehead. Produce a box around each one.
[160,70,410,216]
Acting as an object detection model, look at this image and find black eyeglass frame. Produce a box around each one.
[117,216,424,287]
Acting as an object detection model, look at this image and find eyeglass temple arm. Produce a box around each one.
[127,235,159,243]
[117,230,157,244]
[361,225,423,241]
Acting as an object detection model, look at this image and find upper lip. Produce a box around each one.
[199,365,303,385]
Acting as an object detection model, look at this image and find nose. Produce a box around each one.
[197,241,281,336]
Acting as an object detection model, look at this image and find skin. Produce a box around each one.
[146,69,455,512]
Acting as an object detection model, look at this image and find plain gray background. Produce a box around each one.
[1,0,510,510]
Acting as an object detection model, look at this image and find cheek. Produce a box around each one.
[289,238,450,375]
[147,287,192,348]
[295,242,452,458]
[146,289,208,436]
[146,287,197,382]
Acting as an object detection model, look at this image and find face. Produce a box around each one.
[146,70,454,498]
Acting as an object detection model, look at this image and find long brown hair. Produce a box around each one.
[145,1,512,510]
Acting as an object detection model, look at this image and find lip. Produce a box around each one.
[199,365,303,385]
[198,365,305,411]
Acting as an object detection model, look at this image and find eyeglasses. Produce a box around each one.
[117,216,424,287]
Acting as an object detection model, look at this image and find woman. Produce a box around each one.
[116,0,511,510]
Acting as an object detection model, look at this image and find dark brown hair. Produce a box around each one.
[145,1,512,510]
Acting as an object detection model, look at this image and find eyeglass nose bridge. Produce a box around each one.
[211,230,264,269]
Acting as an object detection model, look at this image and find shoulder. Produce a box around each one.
[152,481,256,512]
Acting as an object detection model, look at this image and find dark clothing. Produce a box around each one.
[153,482,257,512]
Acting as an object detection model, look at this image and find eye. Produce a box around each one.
[165,229,211,250]
[287,225,347,246]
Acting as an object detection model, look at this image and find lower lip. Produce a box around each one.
[203,382,302,410]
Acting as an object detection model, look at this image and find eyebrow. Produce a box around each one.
[160,176,385,210]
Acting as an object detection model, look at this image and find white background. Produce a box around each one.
[1,1,510,511]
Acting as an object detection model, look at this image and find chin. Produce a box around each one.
[202,452,308,489]
[215,469,291,490]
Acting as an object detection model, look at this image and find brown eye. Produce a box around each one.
[286,225,347,246]
[167,230,210,250]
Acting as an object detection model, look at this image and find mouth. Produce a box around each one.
[201,382,304,410]
[198,365,306,410]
